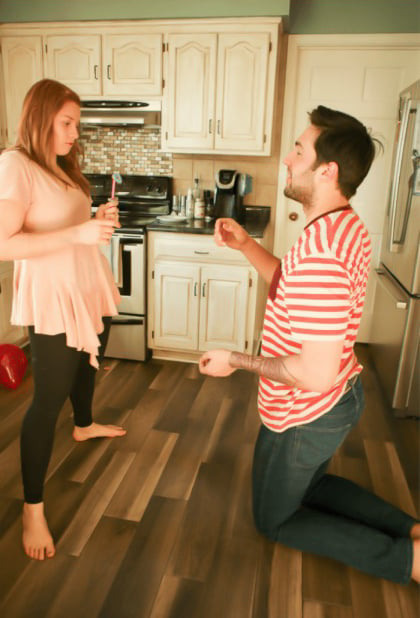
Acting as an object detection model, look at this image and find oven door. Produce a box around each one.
[105,314,147,361]
[102,234,145,315]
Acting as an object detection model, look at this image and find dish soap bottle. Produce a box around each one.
[186,188,194,219]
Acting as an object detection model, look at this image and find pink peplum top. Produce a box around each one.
[0,150,120,367]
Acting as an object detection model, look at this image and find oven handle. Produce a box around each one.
[120,240,145,314]
[123,243,143,252]
[118,235,144,242]
[111,317,144,325]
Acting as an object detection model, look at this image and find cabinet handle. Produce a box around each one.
[194,250,209,255]
[94,65,99,80]
[194,282,198,296]
[209,119,212,134]
[217,120,221,135]
[202,283,206,297]
[107,64,111,80]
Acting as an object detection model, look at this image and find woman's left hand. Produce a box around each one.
[95,199,120,228]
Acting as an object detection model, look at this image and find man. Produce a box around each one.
[199,106,420,584]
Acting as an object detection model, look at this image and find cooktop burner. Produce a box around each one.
[85,173,172,228]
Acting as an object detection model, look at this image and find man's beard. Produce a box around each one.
[283,183,312,205]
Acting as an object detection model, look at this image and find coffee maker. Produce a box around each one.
[214,169,252,223]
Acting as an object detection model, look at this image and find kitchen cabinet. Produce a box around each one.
[0,262,27,345]
[44,33,163,96]
[1,36,43,145]
[0,50,7,148]
[0,18,280,151]
[44,34,101,96]
[148,232,268,361]
[162,26,278,156]
[153,260,249,352]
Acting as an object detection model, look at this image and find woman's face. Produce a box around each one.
[52,100,80,157]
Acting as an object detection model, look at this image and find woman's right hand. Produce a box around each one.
[73,218,117,245]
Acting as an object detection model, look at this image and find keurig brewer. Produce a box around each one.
[214,169,252,222]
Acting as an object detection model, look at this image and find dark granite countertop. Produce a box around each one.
[146,206,270,238]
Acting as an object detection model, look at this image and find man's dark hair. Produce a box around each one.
[309,105,381,199]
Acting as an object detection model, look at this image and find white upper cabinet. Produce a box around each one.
[0,18,281,151]
[1,36,43,144]
[45,35,101,95]
[214,33,270,153]
[102,34,163,96]
[165,33,217,151]
[45,33,163,97]
[162,24,279,156]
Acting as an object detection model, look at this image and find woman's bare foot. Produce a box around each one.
[72,422,126,442]
[412,539,420,583]
[22,502,55,561]
[410,523,420,539]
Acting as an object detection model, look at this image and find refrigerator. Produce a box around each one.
[370,79,420,418]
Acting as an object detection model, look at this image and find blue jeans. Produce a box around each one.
[252,376,416,584]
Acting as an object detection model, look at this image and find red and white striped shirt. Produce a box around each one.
[258,206,371,433]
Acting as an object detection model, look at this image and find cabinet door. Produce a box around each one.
[214,33,270,153]
[199,265,249,352]
[0,265,26,344]
[1,36,43,145]
[44,35,101,95]
[103,34,162,96]
[153,261,200,350]
[0,51,7,148]
[164,33,217,150]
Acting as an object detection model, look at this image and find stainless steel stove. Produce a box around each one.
[85,173,172,361]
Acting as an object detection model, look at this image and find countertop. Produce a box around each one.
[146,206,270,238]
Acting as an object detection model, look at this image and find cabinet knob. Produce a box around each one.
[107,64,111,80]
[94,65,99,80]
[289,212,299,221]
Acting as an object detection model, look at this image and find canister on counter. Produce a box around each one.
[194,198,205,219]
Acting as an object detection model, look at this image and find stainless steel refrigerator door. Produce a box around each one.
[381,90,420,295]
[370,268,419,415]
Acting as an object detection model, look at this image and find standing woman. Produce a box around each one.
[0,79,126,561]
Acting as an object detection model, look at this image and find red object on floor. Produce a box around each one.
[0,344,28,389]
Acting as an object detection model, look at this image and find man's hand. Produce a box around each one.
[199,349,237,377]
[214,218,250,251]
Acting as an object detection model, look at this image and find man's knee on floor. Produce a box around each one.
[253,506,291,540]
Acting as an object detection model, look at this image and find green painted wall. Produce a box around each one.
[0,0,418,33]
[0,0,289,22]
[290,0,420,34]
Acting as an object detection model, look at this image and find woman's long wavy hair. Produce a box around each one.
[13,78,90,196]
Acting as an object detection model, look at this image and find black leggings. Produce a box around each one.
[21,318,111,503]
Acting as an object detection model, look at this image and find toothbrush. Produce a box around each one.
[111,172,122,199]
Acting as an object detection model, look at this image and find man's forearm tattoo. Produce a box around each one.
[229,352,298,387]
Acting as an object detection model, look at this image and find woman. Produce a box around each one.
[0,79,126,561]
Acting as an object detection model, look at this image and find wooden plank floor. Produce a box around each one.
[0,344,418,617]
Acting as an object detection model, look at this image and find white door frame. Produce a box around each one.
[274,32,420,257]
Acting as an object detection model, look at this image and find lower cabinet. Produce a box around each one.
[0,262,27,345]
[153,261,250,352]
[148,232,267,361]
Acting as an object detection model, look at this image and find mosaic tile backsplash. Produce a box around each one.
[79,126,173,176]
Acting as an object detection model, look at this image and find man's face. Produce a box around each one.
[283,124,321,205]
